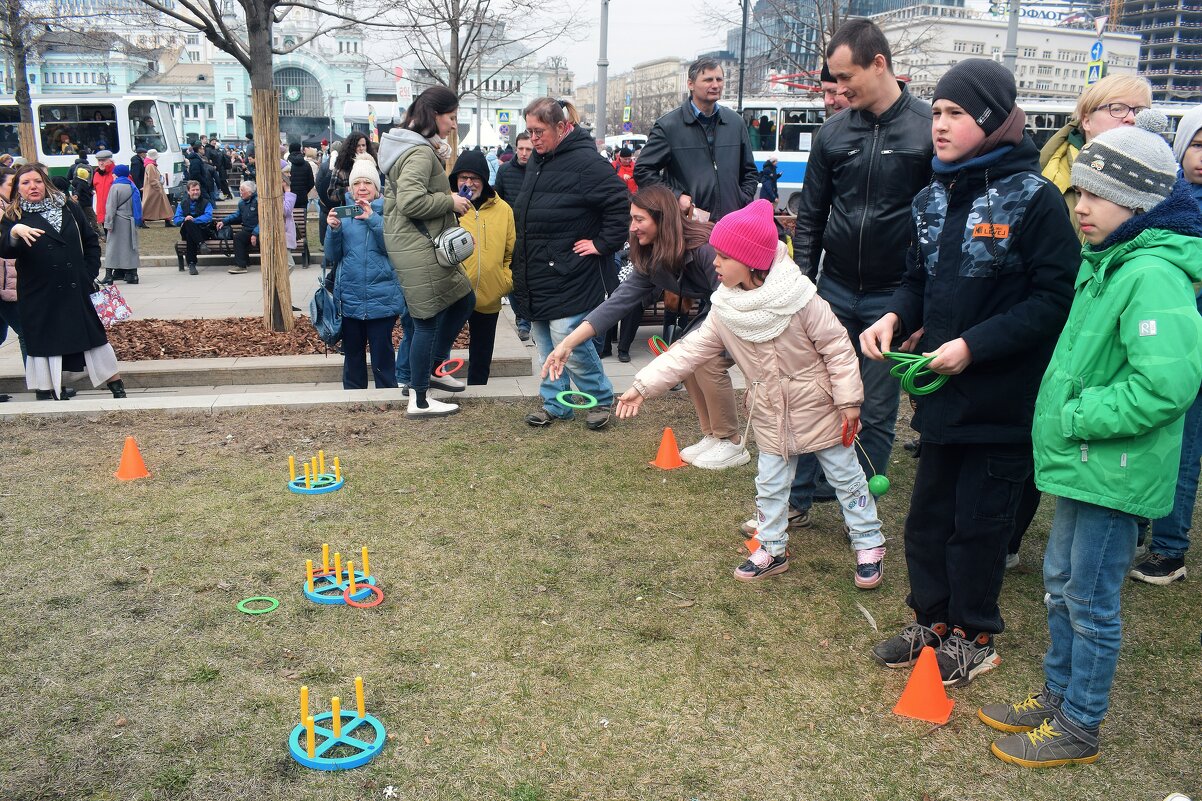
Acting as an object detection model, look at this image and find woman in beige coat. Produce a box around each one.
[614,200,888,587]
[140,150,174,223]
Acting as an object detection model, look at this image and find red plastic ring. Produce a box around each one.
[434,358,464,377]
[648,336,669,356]
[343,584,384,608]
[841,419,859,448]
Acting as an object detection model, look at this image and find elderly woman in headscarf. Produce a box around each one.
[99,163,142,285]
[0,163,126,400]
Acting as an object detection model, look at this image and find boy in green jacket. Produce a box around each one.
[979,110,1202,767]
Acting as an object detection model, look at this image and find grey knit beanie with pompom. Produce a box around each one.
[1071,109,1178,212]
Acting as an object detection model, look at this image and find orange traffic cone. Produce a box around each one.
[892,645,954,724]
[650,427,686,470]
[744,536,761,554]
[114,436,151,481]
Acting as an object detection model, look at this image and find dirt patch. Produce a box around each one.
[107,317,470,360]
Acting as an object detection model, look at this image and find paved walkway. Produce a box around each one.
[0,256,746,416]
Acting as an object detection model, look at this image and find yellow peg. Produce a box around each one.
[331,697,342,738]
[311,456,318,478]
[305,715,316,758]
[334,552,342,582]
[334,457,341,482]
[288,455,296,481]
[347,561,357,595]
[355,676,365,718]
[300,685,310,722]
[306,560,314,593]
[322,543,330,572]
[303,462,312,489]
[360,546,370,578]
[318,450,326,474]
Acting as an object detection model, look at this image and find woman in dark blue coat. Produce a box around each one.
[325,154,405,389]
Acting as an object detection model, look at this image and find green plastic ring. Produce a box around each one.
[556,390,598,410]
[237,596,279,615]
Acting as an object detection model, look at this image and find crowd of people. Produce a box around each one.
[1,19,1200,772]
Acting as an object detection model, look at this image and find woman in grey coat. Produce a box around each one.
[100,163,142,285]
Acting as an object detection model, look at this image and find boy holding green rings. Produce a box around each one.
[859,59,1078,686]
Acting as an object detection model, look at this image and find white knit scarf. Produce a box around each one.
[709,246,816,342]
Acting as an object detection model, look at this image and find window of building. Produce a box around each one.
[186,34,200,45]
[953,41,967,53]
[1042,50,1052,59]
[970,42,983,54]
[346,83,351,94]
[226,79,232,92]
[1022,47,1037,58]
[226,102,235,121]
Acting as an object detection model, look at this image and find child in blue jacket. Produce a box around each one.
[325,154,405,389]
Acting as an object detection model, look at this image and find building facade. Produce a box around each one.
[1120,0,1202,101]
[875,3,1141,99]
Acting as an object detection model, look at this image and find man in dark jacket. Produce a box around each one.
[495,131,534,338]
[287,142,315,203]
[186,149,216,202]
[130,149,146,191]
[315,143,337,257]
[215,180,259,275]
[512,99,630,429]
[633,57,758,221]
[786,19,934,519]
[207,135,233,199]
[495,131,532,204]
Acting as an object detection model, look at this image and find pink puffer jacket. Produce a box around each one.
[632,269,863,457]
[0,257,14,302]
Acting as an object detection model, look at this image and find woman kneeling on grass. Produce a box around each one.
[0,163,126,400]
[612,199,888,587]
[325,154,405,390]
[542,185,748,469]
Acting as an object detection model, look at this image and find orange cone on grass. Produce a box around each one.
[650,427,686,470]
[115,436,150,480]
[892,645,954,724]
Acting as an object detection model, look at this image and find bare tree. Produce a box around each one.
[380,0,583,101]
[128,0,410,331]
[702,0,935,96]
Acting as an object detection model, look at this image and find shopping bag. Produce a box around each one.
[90,283,133,329]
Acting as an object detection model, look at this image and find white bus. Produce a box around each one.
[605,133,648,151]
[0,95,185,194]
[738,96,1193,215]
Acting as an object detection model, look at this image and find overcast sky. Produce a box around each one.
[549,0,731,87]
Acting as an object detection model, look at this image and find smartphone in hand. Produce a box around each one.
[333,205,360,219]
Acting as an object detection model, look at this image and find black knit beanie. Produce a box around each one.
[933,58,1017,136]
[820,62,833,83]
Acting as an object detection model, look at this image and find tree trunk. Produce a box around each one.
[245,8,293,332]
[5,0,38,161]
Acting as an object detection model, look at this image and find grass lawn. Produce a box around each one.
[1,399,1199,800]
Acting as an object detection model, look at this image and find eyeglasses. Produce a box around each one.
[1094,102,1150,119]
[527,127,551,139]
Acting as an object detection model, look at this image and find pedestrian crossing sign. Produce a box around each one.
[1086,60,1103,85]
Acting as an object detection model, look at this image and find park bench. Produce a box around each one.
[174,206,311,271]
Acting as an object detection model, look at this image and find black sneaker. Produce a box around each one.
[872,622,947,668]
[733,549,788,582]
[937,628,1001,687]
[978,692,1058,733]
[517,327,531,342]
[990,710,1100,768]
[1128,552,1186,585]
[525,409,563,427]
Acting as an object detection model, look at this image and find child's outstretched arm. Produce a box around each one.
[618,314,728,411]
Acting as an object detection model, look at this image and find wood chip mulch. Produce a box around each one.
[107,317,469,361]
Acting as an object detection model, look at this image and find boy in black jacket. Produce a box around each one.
[860,59,1078,686]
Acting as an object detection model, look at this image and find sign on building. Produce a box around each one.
[1086,60,1103,84]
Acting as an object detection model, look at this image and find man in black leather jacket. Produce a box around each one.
[633,57,758,221]
[788,19,933,519]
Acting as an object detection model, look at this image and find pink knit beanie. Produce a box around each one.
[709,199,778,271]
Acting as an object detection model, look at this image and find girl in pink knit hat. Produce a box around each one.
[616,199,888,586]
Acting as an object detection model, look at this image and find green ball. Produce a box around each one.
[868,474,890,497]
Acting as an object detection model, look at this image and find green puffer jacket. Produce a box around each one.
[1033,218,1202,519]
[378,128,473,320]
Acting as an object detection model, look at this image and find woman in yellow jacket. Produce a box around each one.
[450,150,515,384]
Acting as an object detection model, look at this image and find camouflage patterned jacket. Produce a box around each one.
[888,136,1078,444]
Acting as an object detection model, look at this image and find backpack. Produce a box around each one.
[309,263,342,345]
